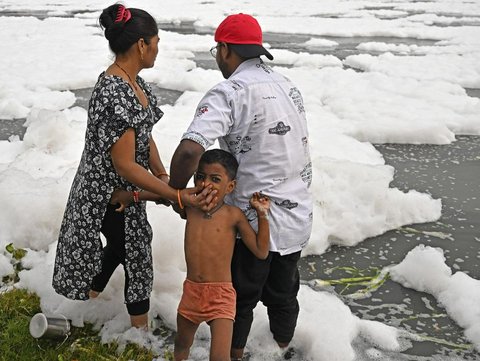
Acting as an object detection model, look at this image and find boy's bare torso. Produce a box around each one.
[184,204,241,283]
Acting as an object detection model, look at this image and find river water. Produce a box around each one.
[304,135,480,360]
[1,12,479,361]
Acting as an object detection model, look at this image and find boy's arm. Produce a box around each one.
[236,193,270,260]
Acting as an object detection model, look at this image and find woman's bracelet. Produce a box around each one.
[133,190,140,203]
[177,189,184,209]
[155,172,169,178]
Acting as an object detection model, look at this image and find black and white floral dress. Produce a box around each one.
[52,72,163,304]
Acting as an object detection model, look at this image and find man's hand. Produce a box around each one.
[172,203,187,219]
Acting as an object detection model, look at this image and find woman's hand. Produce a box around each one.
[110,188,133,212]
[180,183,218,212]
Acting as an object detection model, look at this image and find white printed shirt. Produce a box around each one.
[183,58,313,255]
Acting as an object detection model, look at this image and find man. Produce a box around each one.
[169,13,313,360]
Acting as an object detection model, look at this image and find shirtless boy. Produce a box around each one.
[109,149,269,360]
[174,149,270,361]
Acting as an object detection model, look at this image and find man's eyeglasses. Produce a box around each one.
[210,44,222,58]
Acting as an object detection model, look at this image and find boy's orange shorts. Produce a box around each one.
[177,279,236,324]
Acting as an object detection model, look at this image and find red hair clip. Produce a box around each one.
[115,5,131,23]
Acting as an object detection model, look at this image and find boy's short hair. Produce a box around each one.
[199,149,239,180]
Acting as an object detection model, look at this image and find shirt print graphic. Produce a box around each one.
[196,105,209,117]
[289,87,305,114]
[245,205,257,222]
[229,79,242,91]
[301,162,312,187]
[228,135,252,155]
[256,61,272,74]
[269,122,291,135]
[275,199,299,210]
[184,131,209,149]
[301,137,312,187]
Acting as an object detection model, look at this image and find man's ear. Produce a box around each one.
[221,42,232,59]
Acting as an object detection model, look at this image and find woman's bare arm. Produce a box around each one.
[110,128,214,208]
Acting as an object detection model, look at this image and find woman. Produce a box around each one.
[52,4,214,329]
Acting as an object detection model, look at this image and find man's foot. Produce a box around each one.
[151,316,175,343]
[282,347,296,360]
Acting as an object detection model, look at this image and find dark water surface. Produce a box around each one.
[301,136,480,360]
[1,11,480,360]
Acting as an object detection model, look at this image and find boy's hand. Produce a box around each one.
[110,188,133,212]
[250,192,270,216]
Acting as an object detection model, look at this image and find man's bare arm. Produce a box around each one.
[169,139,205,189]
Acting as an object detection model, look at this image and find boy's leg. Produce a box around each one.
[209,318,233,361]
[174,313,199,361]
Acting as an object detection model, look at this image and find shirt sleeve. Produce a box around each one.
[182,85,233,149]
[96,83,135,153]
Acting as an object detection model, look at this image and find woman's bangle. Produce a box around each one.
[155,172,169,178]
[133,190,140,203]
[177,189,184,209]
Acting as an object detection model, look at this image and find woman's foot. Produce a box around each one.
[130,313,148,329]
[88,290,100,299]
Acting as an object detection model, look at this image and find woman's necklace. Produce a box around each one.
[204,202,225,219]
[114,62,138,91]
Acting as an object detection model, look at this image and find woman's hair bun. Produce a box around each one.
[99,4,125,41]
[99,3,158,55]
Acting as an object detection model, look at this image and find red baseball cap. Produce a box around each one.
[214,13,273,60]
